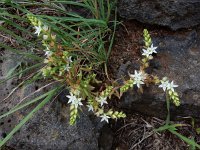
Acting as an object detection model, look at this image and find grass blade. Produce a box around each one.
[0,87,60,148]
[0,63,43,84]
[169,129,200,149]
[0,43,42,61]
[106,8,117,62]
[0,88,59,119]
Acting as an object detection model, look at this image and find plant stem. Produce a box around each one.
[166,92,170,125]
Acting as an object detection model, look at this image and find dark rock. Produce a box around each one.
[98,125,113,150]
[118,0,200,30]
[0,53,100,149]
[5,103,99,150]
[57,89,69,105]
[119,27,200,120]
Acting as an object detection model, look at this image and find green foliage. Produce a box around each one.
[155,89,199,149]
[155,123,200,149]
[106,109,126,119]
[69,105,78,125]
[0,0,197,149]
[120,79,134,95]
[0,0,121,147]
[196,128,200,135]
[143,29,152,47]
[168,90,180,106]
[25,6,126,126]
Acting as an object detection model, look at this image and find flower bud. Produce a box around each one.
[43,35,48,40]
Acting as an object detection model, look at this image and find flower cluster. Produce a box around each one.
[28,14,74,80]
[159,77,180,106]
[42,51,73,78]
[66,90,83,125]
[142,44,157,59]
[27,15,49,39]
[119,70,146,95]
[142,30,157,57]
[67,84,126,124]
[96,86,113,106]
[142,29,180,106]
[96,109,126,123]
[142,29,157,69]
[119,29,180,108]
[66,92,83,108]
[85,85,126,123]
[99,109,126,123]
[129,70,147,88]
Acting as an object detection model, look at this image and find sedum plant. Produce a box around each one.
[28,13,181,127]
[27,14,126,125]
[120,29,180,106]
[118,29,199,149]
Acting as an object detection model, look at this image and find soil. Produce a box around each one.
[111,113,200,150]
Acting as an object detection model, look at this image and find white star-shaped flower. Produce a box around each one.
[97,96,108,106]
[129,70,146,88]
[43,35,48,40]
[34,26,42,36]
[66,92,77,104]
[65,64,71,72]
[142,49,152,58]
[66,92,83,108]
[147,44,157,54]
[142,44,157,58]
[45,51,53,57]
[159,79,169,92]
[134,79,144,88]
[67,56,73,63]
[167,81,178,92]
[100,114,110,123]
[73,97,83,108]
[87,105,94,112]
[43,25,48,31]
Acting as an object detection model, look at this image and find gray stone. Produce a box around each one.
[6,104,98,150]
[1,93,99,150]
[118,0,200,30]
[98,125,113,150]
[0,53,99,149]
[0,51,23,141]
[119,27,200,120]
